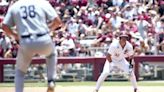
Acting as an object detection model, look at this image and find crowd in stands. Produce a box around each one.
[0,0,164,58]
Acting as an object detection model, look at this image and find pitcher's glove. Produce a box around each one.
[129,63,133,69]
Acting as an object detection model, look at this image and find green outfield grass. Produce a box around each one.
[0,81,164,87]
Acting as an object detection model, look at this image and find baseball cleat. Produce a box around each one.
[93,90,98,92]
[47,87,54,92]
[47,81,55,92]
[134,88,140,92]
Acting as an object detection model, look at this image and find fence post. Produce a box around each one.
[93,57,106,81]
[0,63,3,82]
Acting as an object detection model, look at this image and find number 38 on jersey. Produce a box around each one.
[20,5,36,19]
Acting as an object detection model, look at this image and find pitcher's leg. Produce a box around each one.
[46,52,57,82]
[15,69,25,92]
[15,47,33,92]
[46,50,57,92]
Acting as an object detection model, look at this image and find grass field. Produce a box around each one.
[0,81,164,92]
[0,81,164,87]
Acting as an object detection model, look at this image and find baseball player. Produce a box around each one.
[93,32,139,92]
[2,0,62,92]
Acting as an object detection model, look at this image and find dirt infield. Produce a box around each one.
[0,86,164,92]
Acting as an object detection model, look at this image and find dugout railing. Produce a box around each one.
[0,57,106,82]
[0,55,164,82]
[133,55,164,80]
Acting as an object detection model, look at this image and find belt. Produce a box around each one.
[21,32,48,39]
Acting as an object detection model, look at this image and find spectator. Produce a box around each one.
[0,0,164,58]
[77,19,88,37]
[61,33,76,56]
[87,0,97,8]
[66,18,79,36]
[120,0,129,8]
[135,38,149,55]
[78,45,91,56]
[109,13,125,31]
[0,29,12,58]
[136,14,151,39]
[4,40,19,58]
[145,33,156,55]
[158,1,164,17]
[157,40,164,55]
[79,0,88,7]
[156,18,164,33]
[112,0,123,7]
[122,4,136,20]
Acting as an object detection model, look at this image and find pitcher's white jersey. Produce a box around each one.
[3,0,58,37]
[108,39,134,62]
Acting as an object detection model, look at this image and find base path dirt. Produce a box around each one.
[0,86,164,92]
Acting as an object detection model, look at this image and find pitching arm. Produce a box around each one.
[48,16,62,31]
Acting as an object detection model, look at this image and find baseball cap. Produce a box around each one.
[161,18,164,22]
[149,10,157,15]
[0,29,3,33]
[119,31,129,38]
